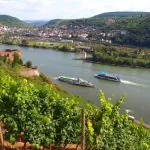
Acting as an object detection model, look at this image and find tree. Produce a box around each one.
[13,52,20,63]
[2,55,7,63]
[12,52,23,67]
[21,39,29,46]
[25,60,32,68]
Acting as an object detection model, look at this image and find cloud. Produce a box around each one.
[0,0,150,20]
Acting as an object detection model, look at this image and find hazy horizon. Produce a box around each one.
[0,0,150,20]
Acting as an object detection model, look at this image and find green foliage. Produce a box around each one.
[45,18,106,27]
[106,16,150,47]
[12,52,23,66]
[25,60,33,68]
[0,39,76,53]
[0,71,81,146]
[2,55,7,63]
[0,15,31,28]
[20,39,29,46]
[86,91,150,150]
[92,45,150,68]
[45,13,150,48]
[93,11,150,18]
[0,67,149,149]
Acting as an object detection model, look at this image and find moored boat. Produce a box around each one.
[57,76,94,87]
[94,71,121,82]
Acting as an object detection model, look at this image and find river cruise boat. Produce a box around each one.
[94,71,121,82]
[57,76,94,87]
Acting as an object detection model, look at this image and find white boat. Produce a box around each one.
[94,71,121,82]
[57,76,94,87]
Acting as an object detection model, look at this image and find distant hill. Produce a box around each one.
[45,19,63,26]
[45,11,150,27]
[44,12,150,48]
[92,11,150,18]
[0,15,31,28]
[24,20,48,27]
[44,18,106,27]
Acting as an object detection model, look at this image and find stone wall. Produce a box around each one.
[20,69,40,77]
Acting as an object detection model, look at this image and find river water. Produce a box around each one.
[0,45,150,123]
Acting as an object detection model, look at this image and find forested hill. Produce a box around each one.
[110,16,150,47]
[44,12,150,47]
[44,19,63,26]
[44,18,106,27]
[0,15,31,28]
[92,11,150,18]
[44,11,150,27]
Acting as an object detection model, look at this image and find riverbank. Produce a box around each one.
[1,48,150,127]
[0,49,150,149]
[92,45,150,68]
[82,57,150,69]
[0,63,95,110]
[0,39,76,52]
[1,39,150,69]
[0,66,150,149]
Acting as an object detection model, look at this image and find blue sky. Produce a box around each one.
[0,0,150,20]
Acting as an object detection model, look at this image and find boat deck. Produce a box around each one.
[57,76,94,87]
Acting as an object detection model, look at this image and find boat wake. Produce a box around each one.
[50,76,59,80]
[121,80,146,87]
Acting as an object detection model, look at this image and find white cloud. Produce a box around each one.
[0,0,150,20]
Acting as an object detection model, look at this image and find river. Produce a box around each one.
[0,44,150,123]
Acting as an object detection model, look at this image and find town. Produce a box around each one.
[0,20,128,45]
[0,1,150,148]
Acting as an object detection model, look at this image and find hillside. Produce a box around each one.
[45,19,63,26]
[92,11,150,18]
[0,64,150,149]
[0,15,31,28]
[110,16,150,47]
[44,18,106,27]
[44,11,150,27]
[0,51,150,149]
[45,12,150,47]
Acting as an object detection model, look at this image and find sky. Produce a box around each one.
[0,0,150,20]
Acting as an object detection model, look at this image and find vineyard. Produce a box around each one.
[0,67,150,150]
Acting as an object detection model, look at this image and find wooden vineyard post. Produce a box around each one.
[0,125,4,150]
[49,144,51,150]
[81,109,85,150]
